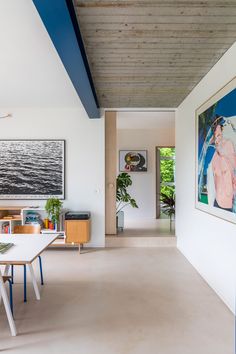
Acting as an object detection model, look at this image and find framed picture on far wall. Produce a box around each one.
[196,76,236,224]
[119,150,147,172]
[0,139,65,199]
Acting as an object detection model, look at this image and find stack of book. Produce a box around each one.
[0,242,14,254]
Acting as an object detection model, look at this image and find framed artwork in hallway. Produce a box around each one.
[119,150,147,172]
[196,77,236,223]
[0,139,65,199]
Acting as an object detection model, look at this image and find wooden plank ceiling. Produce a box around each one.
[73,0,236,108]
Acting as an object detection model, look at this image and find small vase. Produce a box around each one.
[49,221,54,230]
[44,218,49,229]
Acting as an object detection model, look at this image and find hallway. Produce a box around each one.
[0,248,233,354]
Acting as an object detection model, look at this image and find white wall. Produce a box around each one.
[0,109,105,247]
[176,42,236,313]
[117,112,175,219]
[0,1,105,247]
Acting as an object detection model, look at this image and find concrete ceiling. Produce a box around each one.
[73,0,236,108]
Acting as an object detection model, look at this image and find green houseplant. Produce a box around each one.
[116,173,138,231]
[116,172,138,213]
[160,190,175,228]
[45,198,63,227]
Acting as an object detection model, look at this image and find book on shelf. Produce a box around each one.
[2,222,10,234]
[0,242,14,254]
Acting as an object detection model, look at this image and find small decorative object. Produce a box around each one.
[0,139,65,199]
[45,198,63,230]
[196,77,236,223]
[25,210,43,226]
[119,150,147,172]
[44,218,49,229]
[116,173,138,230]
[2,223,9,234]
[48,221,54,230]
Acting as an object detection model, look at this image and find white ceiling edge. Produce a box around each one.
[104,108,177,112]
[0,0,83,109]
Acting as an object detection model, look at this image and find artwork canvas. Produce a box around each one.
[0,140,65,199]
[196,77,236,223]
[119,150,147,172]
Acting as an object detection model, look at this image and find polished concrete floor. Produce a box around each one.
[120,217,175,237]
[0,248,234,354]
[107,218,176,247]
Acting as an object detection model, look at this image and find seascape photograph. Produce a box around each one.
[0,140,65,199]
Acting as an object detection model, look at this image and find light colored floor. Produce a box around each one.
[0,248,234,354]
[105,235,176,247]
[120,217,175,237]
[106,218,176,247]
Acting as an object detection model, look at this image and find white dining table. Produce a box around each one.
[0,233,58,336]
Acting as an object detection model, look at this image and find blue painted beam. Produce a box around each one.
[33,0,100,119]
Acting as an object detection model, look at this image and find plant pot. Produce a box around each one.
[116,211,124,232]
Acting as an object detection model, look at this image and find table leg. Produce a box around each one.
[0,264,11,305]
[28,264,40,300]
[0,269,17,336]
[4,264,10,276]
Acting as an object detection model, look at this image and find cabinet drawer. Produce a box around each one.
[65,220,90,243]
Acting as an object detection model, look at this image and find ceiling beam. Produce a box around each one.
[33,0,100,118]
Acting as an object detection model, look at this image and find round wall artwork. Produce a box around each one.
[119,150,147,172]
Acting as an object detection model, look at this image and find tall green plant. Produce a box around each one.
[45,198,63,224]
[160,191,175,219]
[116,173,138,213]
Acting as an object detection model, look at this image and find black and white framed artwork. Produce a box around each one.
[0,140,65,199]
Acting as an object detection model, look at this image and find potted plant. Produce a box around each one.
[45,198,63,230]
[116,172,138,231]
[160,190,175,229]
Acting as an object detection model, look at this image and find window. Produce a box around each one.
[160,147,175,198]
[156,147,175,218]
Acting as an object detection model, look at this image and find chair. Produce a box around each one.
[2,276,13,315]
[12,225,44,302]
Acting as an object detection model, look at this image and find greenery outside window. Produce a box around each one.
[156,147,175,218]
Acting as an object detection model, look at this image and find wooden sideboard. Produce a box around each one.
[0,206,91,251]
[65,219,91,253]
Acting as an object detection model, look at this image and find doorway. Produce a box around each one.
[105,110,176,242]
[156,146,175,224]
